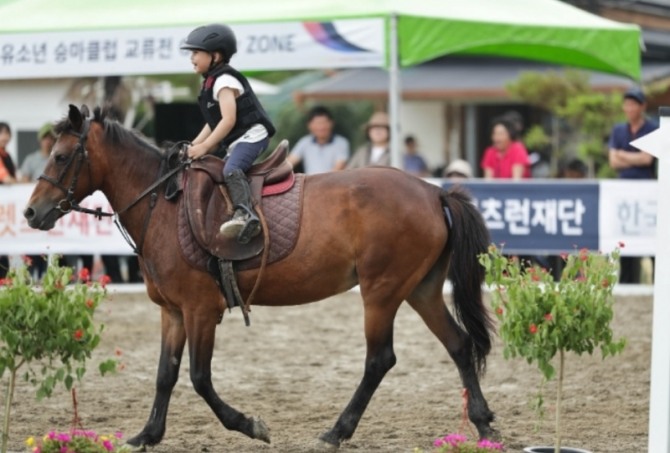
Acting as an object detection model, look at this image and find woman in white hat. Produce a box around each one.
[347,112,391,169]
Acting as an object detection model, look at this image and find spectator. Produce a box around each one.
[560,158,588,179]
[347,111,390,169]
[0,122,16,278]
[480,118,530,179]
[443,159,473,180]
[19,123,56,279]
[402,135,429,177]
[608,87,658,283]
[19,123,55,183]
[288,106,350,174]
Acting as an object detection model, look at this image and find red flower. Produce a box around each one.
[0,278,11,286]
[529,324,538,334]
[85,299,94,309]
[531,273,541,282]
[544,313,553,322]
[73,329,84,340]
[495,307,503,316]
[98,274,111,288]
[78,267,90,282]
[618,241,625,248]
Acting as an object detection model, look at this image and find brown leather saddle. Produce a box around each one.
[183,140,293,261]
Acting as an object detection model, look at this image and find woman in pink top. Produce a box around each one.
[480,119,530,179]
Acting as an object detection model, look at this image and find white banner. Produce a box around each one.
[0,19,385,79]
[1,179,659,256]
[598,180,657,256]
[0,185,132,255]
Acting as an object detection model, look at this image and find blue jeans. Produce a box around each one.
[223,137,270,176]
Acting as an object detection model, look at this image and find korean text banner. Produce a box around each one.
[0,185,131,255]
[0,180,657,256]
[0,19,385,79]
[442,181,600,254]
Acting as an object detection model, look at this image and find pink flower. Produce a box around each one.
[544,313,553,322]
[618,241,625,248]
[560,252,568,261]
[529,324,538,334]
[56,433,71,442]
[102,439,114,451]
[477,438,505,450]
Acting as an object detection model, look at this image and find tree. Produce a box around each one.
[506,70,623,177]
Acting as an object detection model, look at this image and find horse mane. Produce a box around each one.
[54,105,164,158]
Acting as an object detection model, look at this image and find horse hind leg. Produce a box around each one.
[183,307,270,444]
[319,298,401,448]
[407,281,497,440]
[127,307,187,448]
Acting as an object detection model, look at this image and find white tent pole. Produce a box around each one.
[388,13,402,169]
[630,107,670,452]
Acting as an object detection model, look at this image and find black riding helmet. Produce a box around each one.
[181,24,237,61]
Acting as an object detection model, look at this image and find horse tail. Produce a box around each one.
[440,186,494,375]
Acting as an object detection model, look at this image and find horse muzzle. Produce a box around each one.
[23,202,63,230]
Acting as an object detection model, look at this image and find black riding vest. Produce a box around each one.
[198,64,276,156]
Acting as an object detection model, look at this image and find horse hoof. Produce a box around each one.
[122,442,147,452]
[251,416,271,444]
[314,438,340,451]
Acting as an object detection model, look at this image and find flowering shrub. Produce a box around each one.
[25,430,131,453]
[478,244,627,451]
[0,259,117,453]
[414,433,503,453]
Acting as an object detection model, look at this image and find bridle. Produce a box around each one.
[37,119,189,255]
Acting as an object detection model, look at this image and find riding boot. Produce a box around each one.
[220,169,261,244]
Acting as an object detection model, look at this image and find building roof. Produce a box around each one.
[295,57,670,103]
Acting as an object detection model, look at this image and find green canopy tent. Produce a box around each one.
[0,0,642,166]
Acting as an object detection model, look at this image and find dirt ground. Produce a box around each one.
[5,290,650,453]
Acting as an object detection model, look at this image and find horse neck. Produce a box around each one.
[98,141,163,240]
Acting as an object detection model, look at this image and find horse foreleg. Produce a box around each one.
[320,304,398,448]
[184,310,271,444]
[127,307,186,448]
[408,295,497,440]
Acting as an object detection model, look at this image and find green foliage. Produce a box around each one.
[479,245,626,381]
[507,70,627,177]
[506,70,591,112]
[0,259,117,453]
[523,125,551,152]
[0,263,115,399]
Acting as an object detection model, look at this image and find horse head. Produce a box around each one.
[24,104,108,230]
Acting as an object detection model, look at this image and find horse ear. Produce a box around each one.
[80,104,90,118]
[68,104,83,132]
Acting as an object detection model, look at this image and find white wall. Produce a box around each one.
[0,79,74,161]
[400,100,446,171]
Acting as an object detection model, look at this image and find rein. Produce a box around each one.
[38,120,190,255]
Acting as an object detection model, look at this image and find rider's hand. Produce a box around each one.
[187,143,210,159]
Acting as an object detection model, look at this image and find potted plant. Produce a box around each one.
[478,245,627,453]
[0,258,116,453]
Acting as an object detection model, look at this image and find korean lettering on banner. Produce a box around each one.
[443,182,599,254]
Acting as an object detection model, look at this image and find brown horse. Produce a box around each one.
[24,105,497,449]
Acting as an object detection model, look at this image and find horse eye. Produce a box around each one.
[54,153,69,165]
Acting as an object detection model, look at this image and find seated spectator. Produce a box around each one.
[443,159,473,180]
[480,118,530,180]
[402,135,429,177]
[347,112,391,169]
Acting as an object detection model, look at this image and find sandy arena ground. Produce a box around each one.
[5,290,650,452]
